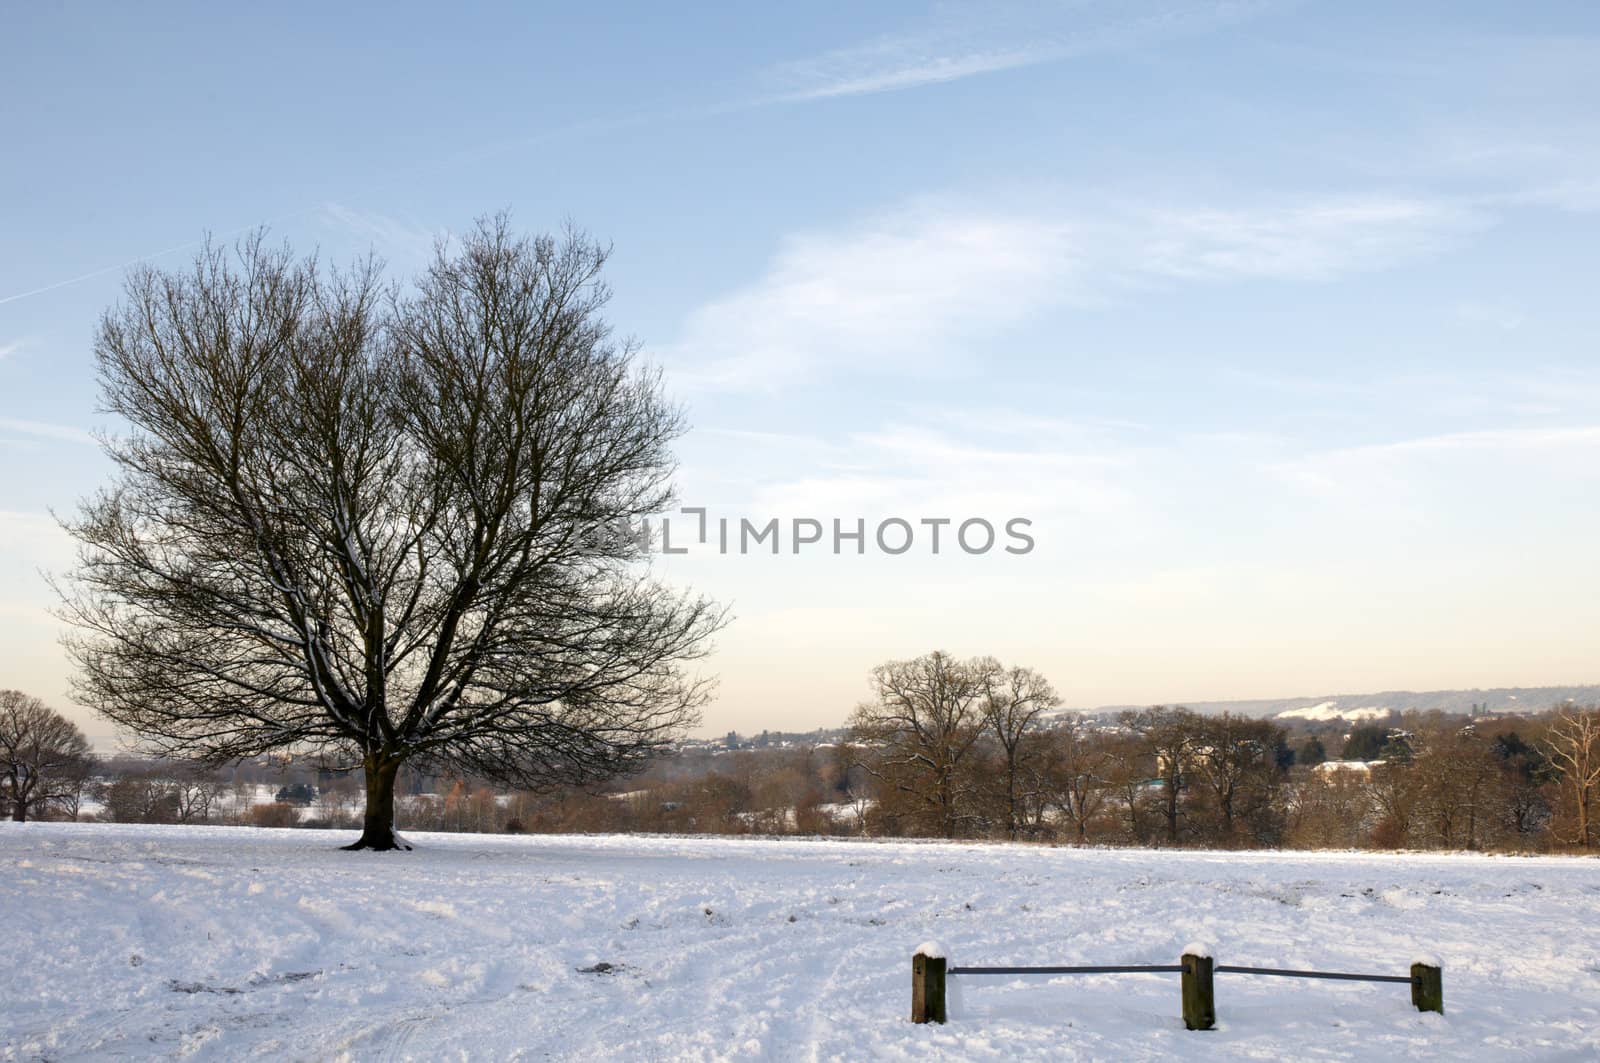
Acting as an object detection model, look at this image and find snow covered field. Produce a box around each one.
[3,824,1598,1061]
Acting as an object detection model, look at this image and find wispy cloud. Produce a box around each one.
[0,339,23,360]
[1131,199,1479,282]
[769,1,1276,101]
[1268,424,1600,501]
[1377,123,1600,216]
[319,203,441,264]
[773,41,1056,101]
[0,418,96,446]
[665,191,1482,391]
[1290,425,1600,463]
[667,201,1075,390]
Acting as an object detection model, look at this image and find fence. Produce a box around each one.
[910,944,1443,1028]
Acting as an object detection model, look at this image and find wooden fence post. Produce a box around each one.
[1181,951,1215,1031]
[1411,963,1443,1014]
[912,945,947,1024]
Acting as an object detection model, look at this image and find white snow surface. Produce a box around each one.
[3,822,1599,1061]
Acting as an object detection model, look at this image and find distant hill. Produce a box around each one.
[1077,685,1600,721]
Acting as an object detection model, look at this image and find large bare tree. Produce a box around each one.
[0,690,92,822]
[848,651,990,838]
[60,217,724,850]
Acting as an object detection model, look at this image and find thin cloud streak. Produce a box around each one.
[0,418,97,446]
[767,1,1277,101]
[319,203,442,264]
[0,210,317,307]
[1267,424,1600,501]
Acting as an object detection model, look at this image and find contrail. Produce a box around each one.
[0,241,198,306]
[0,210,316,307]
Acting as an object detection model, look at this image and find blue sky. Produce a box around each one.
[4,2,1600,741]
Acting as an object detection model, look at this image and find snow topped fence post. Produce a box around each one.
[1181,945,1215,1031]
[912,943,947,1024]
[1411,960,1443,1014]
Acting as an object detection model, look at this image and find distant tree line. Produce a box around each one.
[833,652,1592,852]
[8,664,1600,854]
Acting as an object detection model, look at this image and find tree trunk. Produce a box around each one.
[938,769,956,839]
[1006,752,1019,841]
[1164,782,1179,844]
[342,754,410,851]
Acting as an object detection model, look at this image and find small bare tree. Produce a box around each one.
[979,662,1060,839]
[1101,732,1153,843]
[61,217,724,850]
[170,767,227,824]
[1364,756,1420,847]
[1545,706,1600,849]
[1121,706,1200,845]
[0,691,93,822]
[1036,715,1114,844]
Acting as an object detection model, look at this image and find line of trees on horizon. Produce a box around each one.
[835,651,1596,852]
[9,651,1600,855]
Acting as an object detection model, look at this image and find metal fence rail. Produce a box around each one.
[949,964,1183,976]
[1213,964,1414,984]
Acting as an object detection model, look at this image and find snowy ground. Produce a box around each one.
[3,824,1598,1061]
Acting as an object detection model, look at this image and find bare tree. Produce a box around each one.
[848,651,989,838]
[1488,729,1555,843]
[1191,713,1288,846]
[50,757,95,823]
[1408,724,1499,850]
[1035,715,1114,844]
[0,691,92,822]
[60,218,724,850]
[1101,732,1153,843]
[1545,706,1600,849]
[170,767,227,824]
[980,661,1060,839]
[1122,706,1200,845]
[1285,767,1370,849]
[98,771,179,824]
[1365,757,1420,848]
